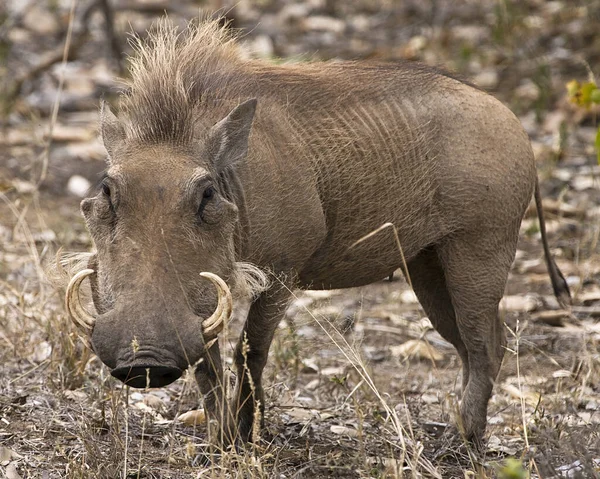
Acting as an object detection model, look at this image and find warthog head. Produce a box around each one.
[65,98,268,388]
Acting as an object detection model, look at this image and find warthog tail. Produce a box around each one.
[534,178,572,308]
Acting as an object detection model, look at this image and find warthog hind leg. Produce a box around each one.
[437,228,517,448]
[406,246,469,391]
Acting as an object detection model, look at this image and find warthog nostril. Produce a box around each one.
[111,365,183,388]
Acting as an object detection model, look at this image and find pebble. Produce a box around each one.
[302,16,346,34]
[247,34,275,59]
[67,175,91,198]
[473,69,499,89]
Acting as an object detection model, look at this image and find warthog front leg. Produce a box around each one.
[229,285,291,442]
[193,341,237,442]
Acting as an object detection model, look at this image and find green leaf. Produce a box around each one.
[579,82,597,107]
[497,458,529,479]
[591,88,600,104]
[566,79,580,99]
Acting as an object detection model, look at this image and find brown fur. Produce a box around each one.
[71,18,570,448]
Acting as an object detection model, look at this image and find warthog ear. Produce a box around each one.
[208,98,257,173]
[100,100,125,163]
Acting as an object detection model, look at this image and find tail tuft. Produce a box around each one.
[549,258,571,309]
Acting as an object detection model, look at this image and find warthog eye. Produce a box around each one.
[197,185,215,221]
[100,180,116,213]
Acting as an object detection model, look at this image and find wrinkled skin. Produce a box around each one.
[78,21,570,449]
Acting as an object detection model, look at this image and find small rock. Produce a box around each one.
[305,379,320,391]
[330,425,359,437]
[515,79,539,101]
[421,393,438,404]
[473,69,499,89]
[407,35,427,53]
[4,462,22,479]
[531,309,570,326]
[349,15,371,33]
[177,409,206,426]
[12,179,36,194]
[283,407,314,424]
[130,392,144,402]
[302,16,346,34]
[571,176,595,191]
[501,295,539,313]
[279,3,311,22]
[421,421,449,437]
[63,390,87,402]
[580,291,600,305]
[143,394,167,413]
[45,125,94,143]
[390,339,443,361]
[552,168,573,182]
[22,6,59,35]
[487,435,518,455]
[321,366,346,377]
[523,15,544,29]
[399,290,418,304]
[301,359,319,374]
[28,341,52,363]
[32,229,56,243]
[0,447,23,465]
[451,25,488,44]
[246,34,274,58]
[67,175,91,198]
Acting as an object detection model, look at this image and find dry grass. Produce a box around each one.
[1,188,599,478]
[2,1,600,477]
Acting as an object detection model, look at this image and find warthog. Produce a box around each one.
[63,19,570,447]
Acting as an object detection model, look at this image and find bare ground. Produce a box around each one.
[1,1,600,478]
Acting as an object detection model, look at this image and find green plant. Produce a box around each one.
[497,458,529,479]
[566,79,600,164]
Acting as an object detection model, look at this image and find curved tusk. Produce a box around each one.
[65,269,96,334]
[200,272,233,339]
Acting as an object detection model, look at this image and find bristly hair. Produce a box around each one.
[121,18,246,145]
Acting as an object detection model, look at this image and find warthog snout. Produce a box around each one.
[66,269,233,388]
[111,363,183,388]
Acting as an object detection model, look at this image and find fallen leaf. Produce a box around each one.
[0,447,22,465]
[531,309,570,326]
[283,407,315,424]
[501,384,540,406]
[63,390,87,402]
[501,295,539,312]
[28,341,52,363]
[301,358,319,374]
[400,290,418,304]
[421,421,449,437]
[579,291,600,305]
[330,425,359,437]
[5,462,22,479]
[390,340,443,361]
[487,435,518,455]
[321,366,346,376]
[67,175,92,198]
[43,124,94,142]
[143,394,166,413]
[421,393,439,404]
[177,409,206,426]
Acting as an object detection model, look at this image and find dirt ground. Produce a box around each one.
[1,1,600,478]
